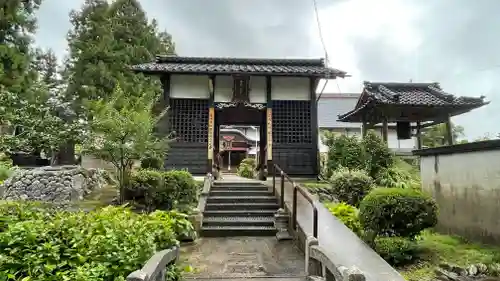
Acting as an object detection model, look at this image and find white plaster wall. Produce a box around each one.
[170,75,209,99]
[420,149,500,243]
[214,75,232,102]
[249,76,266,103]
[271,77,310,100]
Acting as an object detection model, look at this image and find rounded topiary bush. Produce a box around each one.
[237,164,254,179]
[128,169,163,201]
[359,187,438,238]
[162,170,198,209]
[329,168,373,207]
[325,202,362,235]
[140,156,163,170]
[374,236,421,266]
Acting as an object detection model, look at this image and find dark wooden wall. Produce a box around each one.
[272,100,317,176]
[165,98,209,175]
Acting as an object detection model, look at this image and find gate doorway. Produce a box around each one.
[214,105,267,178]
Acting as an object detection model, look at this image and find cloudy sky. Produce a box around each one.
[35,0,499,139]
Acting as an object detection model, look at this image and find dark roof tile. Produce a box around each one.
[131,56,346,78]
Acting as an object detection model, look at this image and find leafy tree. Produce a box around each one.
[83,85,170,203]
[421,122,465,147]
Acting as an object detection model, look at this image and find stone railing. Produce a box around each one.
[306,237,366,281]
[126,246,180,281]
[197,172,213,212]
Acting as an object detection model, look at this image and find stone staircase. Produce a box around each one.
[201,180,279,237]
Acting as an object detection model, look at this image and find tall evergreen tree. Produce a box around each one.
[64,0,176,106]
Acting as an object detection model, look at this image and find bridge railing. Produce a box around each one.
[126,245,180,281]
[306,237,366,281]
[272,164,318,238]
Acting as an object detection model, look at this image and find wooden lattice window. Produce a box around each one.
[169,98,208,143]
[272,100,312,143]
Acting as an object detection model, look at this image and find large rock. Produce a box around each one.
[0,166,109,203]
[434,263,500,281]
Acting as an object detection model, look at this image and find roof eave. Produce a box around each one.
[130,68,345,78]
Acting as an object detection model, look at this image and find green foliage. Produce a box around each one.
[83,85,171,203]
[129,169,198,211]
[237,164,254,179]
[322,131,365,178]
[329,168,373,207]
[325,202,362,235]
[374,166,420,189]
[374,237,421,266]
[150,210,196,241]
[240,158,256,167]
[359,188,438,239]
[0,201,188,280]
[422,122,465,148]
[362,130,393,178]
[141,155,163,170]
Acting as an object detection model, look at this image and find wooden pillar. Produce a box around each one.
[381,118,389,144]
[362,119,368,138]
[310,77,319,177]
[444,115,454,145]
[207,75,215,173]
[266,76,273,177]
[416,121,422,149]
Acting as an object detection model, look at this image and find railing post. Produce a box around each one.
[313,207,318,238]
[280,171,285,208]
[292,186,297,231]
[272,167,276,196]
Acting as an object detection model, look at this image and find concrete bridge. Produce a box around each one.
[127,169,404,281]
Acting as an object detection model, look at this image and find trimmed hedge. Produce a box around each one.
[329,168,373,207]
[359,187,438,238]
[374,236,421,266]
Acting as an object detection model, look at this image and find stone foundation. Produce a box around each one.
[1,166,109,203]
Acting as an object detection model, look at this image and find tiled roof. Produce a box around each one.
[337,81,488,122]
[131,56,347,77]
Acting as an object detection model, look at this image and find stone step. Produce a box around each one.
[203,210,277,217]
[202,216,275,227]
[210,185,270,191]
[201,225,277,237]
[207,196,277,204]
[205,202,280,211]
[209,190,274,197]
[213,181,265,187]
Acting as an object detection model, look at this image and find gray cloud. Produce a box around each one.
[349,0,500,138]
[35,0,499,138]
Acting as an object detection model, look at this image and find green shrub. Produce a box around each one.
[322,131,366,178]
[374,166,420,189]
[150,209,196,241]
[240,158,256,167]
[141,156,163,170]
[329,168,373,207]
[359,187,438,238]
[374,237,421,266]
[0,202,186,281]
[161,170,198,210]
[325,202,362,235]
[0,155,13,181]
[362,130,394,178]
[237,164,254,179]
[128,169,198,211]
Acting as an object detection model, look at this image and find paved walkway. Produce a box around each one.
[180,237,305,279]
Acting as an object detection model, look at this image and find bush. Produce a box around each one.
[362,130,394,178]
[329,168,373,207]
[325,202,362,235]
[374,236,421,266]
[323,131,366,178]
[240,158,256,167]
[0,201,186,281]
[237,164,254,179]
[141,156,163,170]
[359,187,438,239]
[128,169,198,211]
[374,166,420,189]
[162,170,199,210]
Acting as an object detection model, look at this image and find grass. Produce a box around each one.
[400,230,500,281]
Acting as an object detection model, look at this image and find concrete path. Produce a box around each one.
[180,237,305,279]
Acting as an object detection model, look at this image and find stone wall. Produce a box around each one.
[414,140,500,244]
[0,166,109,203]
